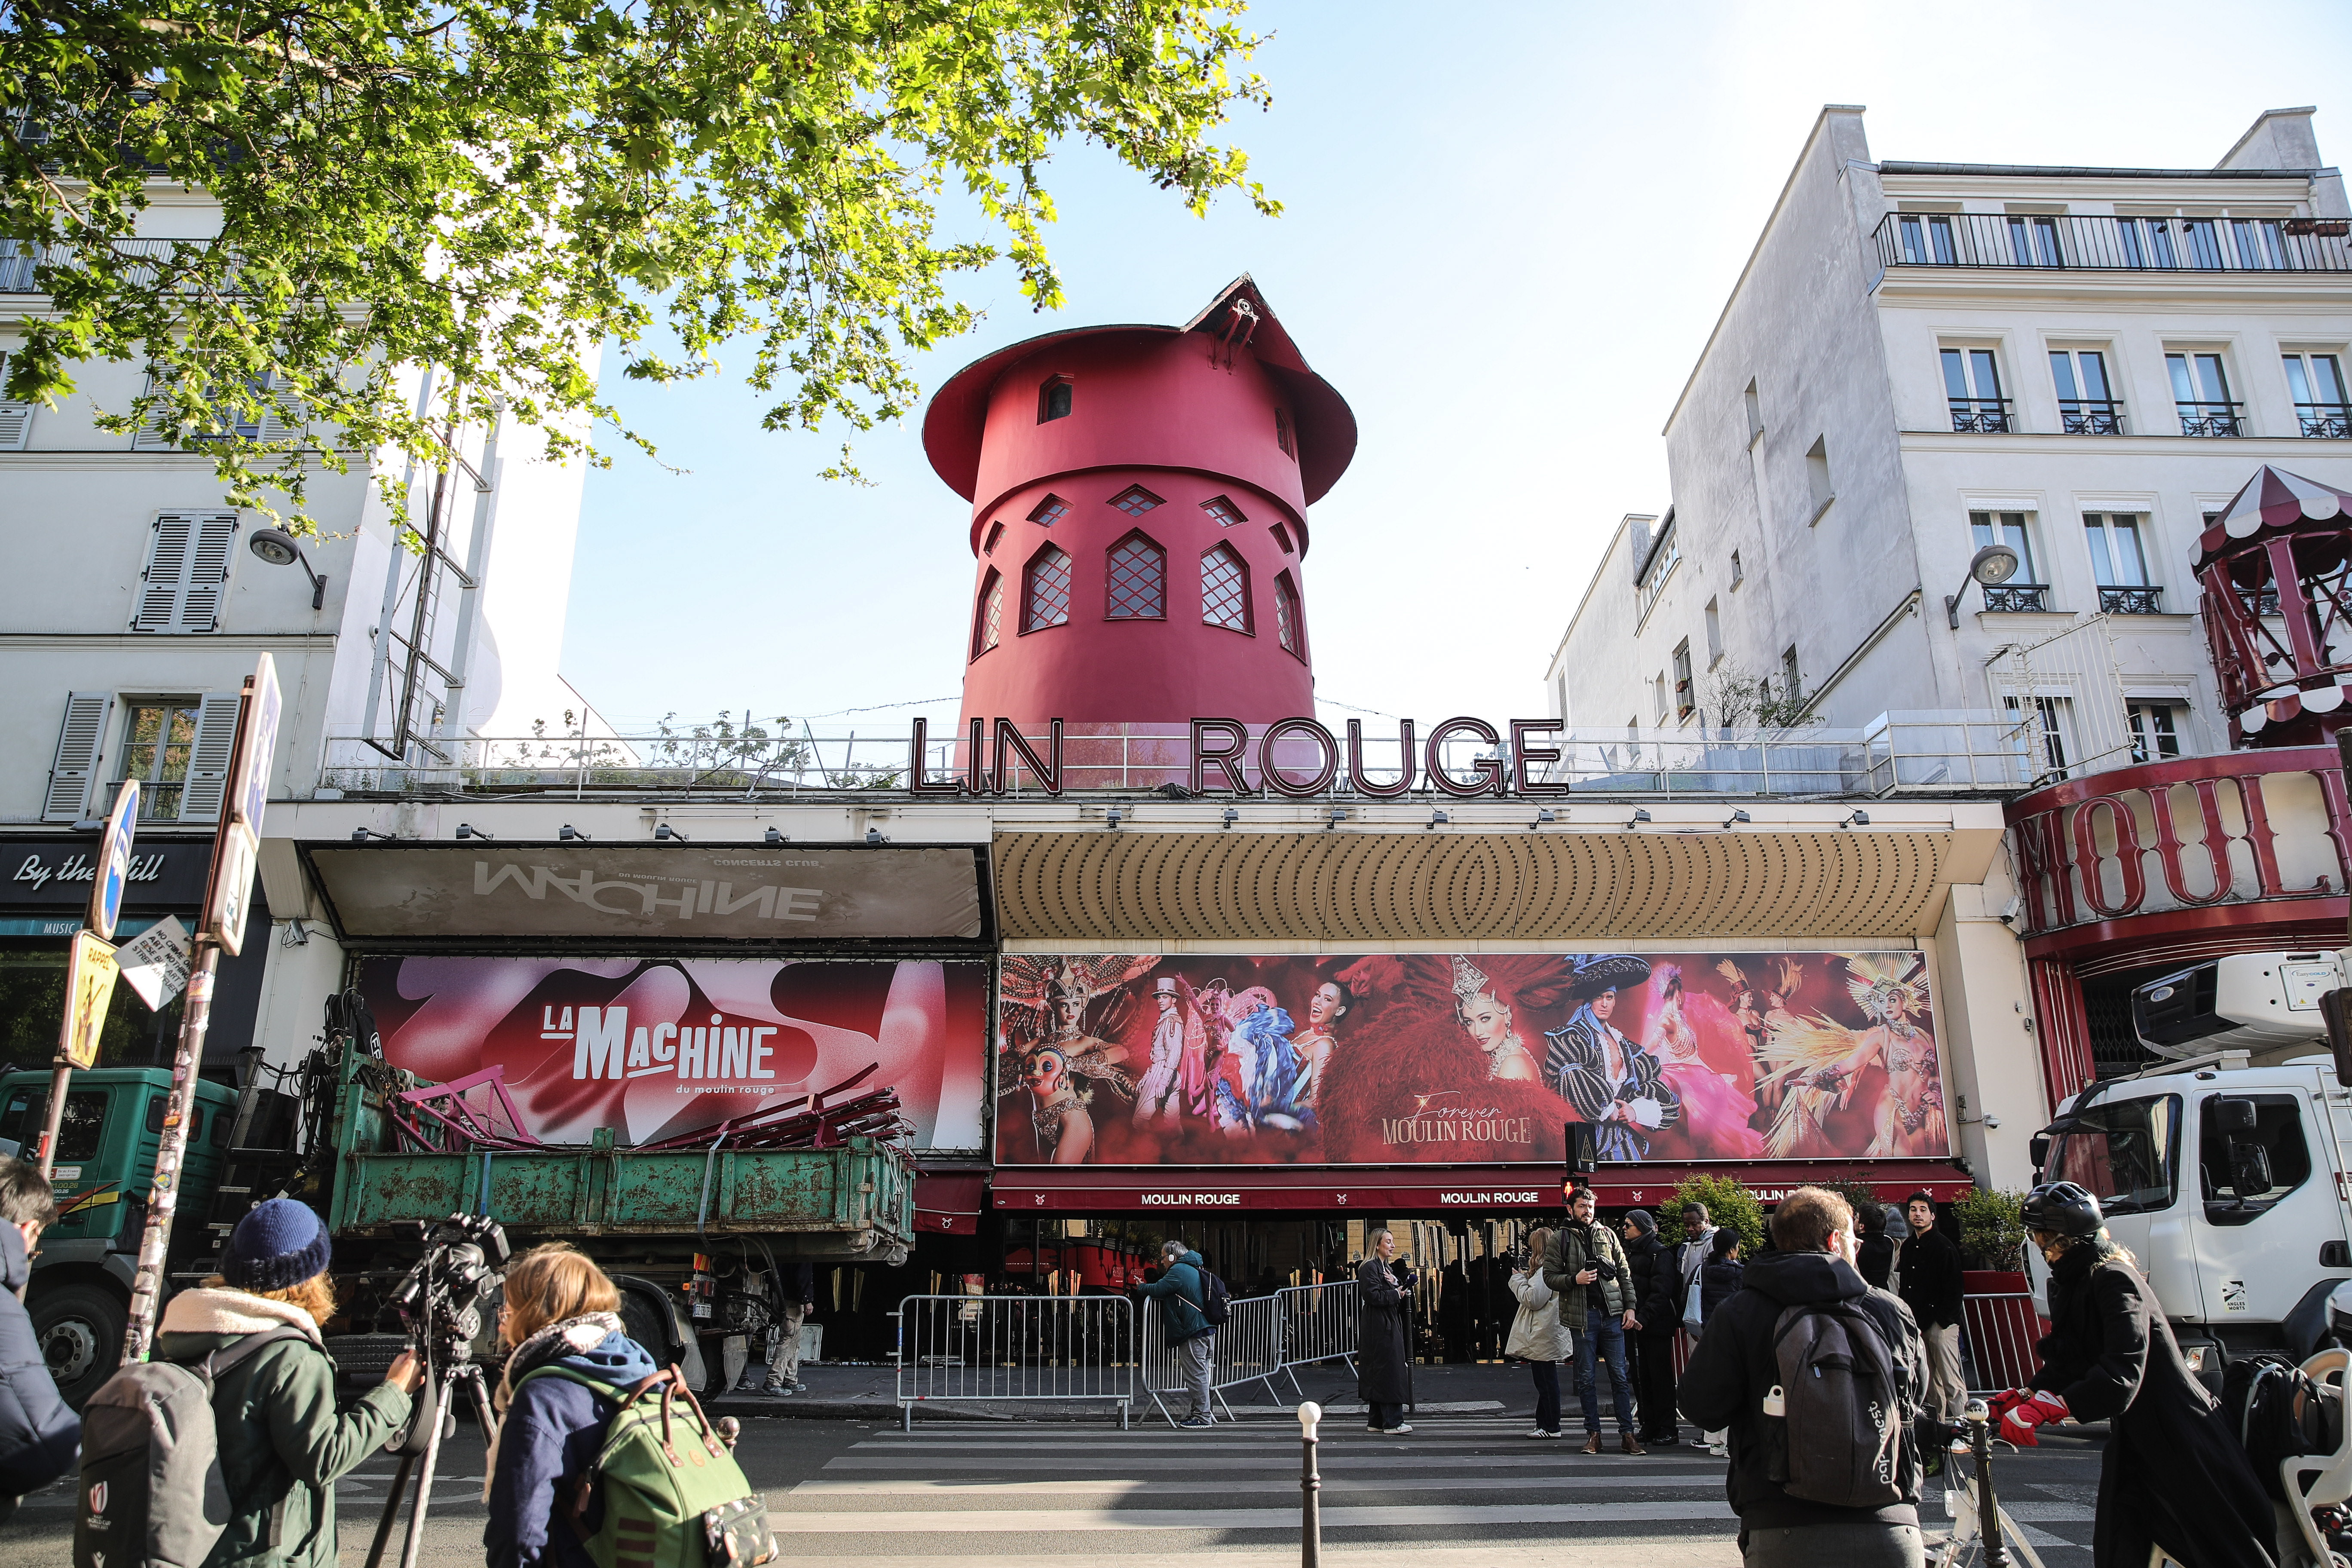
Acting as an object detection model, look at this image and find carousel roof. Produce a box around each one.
[2199,465,2352,562]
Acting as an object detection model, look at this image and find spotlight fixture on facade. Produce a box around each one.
[248,527,330,609]
[351,827,394,842]
[1842,810,1871,829]
[655,823,689,841]
[1105,808,1122,829]
[1427,809,1449,829]
[1221,808,1240,829]
[1723,810,1752,830]
[1945,543,2021,628]
[1626,809,1652,830]
[866,827,886,845]
[1531,809,1557,829]
[560,824,590,841]
[455,822,493,839]
[1327,805,1347,830]
[765,827,785,844]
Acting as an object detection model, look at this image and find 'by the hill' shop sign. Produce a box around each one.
[995,950,1946,1170]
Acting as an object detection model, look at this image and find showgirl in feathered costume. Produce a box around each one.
[996,957,1152,1157]
[1755,955,1942,1158]
[1644,965,1765,1159]
[1213,1004,1307,1133]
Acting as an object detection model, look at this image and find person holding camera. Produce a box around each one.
[153,1198,422,1568]
[485,1243,662,1568]
[1356,1230,1415,1433]
[1544,1184,1642,1454]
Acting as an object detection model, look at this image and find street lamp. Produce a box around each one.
[1945,544,2020,628]
[248,528,329,609]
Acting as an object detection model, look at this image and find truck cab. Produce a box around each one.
[0,1068,238,1406]
[2040,1053,2352,1372]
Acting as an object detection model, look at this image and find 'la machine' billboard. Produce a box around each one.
[357,956,989,1148]
[996,951,1945,1167]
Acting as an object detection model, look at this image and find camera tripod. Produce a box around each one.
[362,1352,502,1568]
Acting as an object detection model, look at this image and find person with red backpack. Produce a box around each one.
[1676,1186,1927,1568]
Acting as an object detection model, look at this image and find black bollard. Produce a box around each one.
[1966,1397,2011,1568]
[1299,1400,1323,1568]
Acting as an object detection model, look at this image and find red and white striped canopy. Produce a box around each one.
[2199,465,2352,560]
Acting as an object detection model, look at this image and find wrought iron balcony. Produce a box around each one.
[2297,402,2352,438]
[1981,582,2052,612]
[1948,398,2013,433]
[1876,210,2352,273]
[2059,401,2125,435]
[2176,401,2245,437]
[2098,585,2164,615]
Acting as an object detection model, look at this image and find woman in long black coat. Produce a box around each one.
[2010,1183,2276,1568]
[1356,1228,1415,1433]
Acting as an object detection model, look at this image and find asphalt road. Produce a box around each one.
[0,1405,2108,1568]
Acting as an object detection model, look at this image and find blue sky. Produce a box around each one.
[556,0,2352,738]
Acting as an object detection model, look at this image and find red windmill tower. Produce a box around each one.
[2197,465,2352,747]
[923,277,1357,773]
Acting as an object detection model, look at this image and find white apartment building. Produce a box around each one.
[1549,105,2352,778]
[0,193,600,1068]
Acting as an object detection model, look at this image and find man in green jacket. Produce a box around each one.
[1542,1185,1644,1455]
[154,1199,420,1568]
[1136,1240,1216,1428]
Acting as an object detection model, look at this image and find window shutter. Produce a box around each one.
[256,375,308,444]
[134,514,194,630]
[181,514,238,630]
[0,401,29,451]
[43,693,114,822]
[179,692,244,821]
[135,512,236,632]
[131,371,178,450]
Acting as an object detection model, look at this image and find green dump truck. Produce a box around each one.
[8,1025,916,1405]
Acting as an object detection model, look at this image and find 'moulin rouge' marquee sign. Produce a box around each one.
[906,717,1580,797]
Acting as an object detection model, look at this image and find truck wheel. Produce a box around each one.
[34,1283,127,1410]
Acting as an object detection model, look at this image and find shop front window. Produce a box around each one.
[0,944,185,1068]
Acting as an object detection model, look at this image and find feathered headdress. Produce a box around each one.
[1844,954,1927,1023]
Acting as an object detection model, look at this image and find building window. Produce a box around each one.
[1027,493,1070,527]
[2009,694,2073,777]
[1038,376,1073,423]
[2128,702,2186,763]
[1274,408,1293,457]
[1109,484,1163,516]
[1743,380,1764,445]
[1268,522,1294,554]
[1780,646,1802,706]
[2006,214,2062,267]
[2285,352,2351,438]
[1201,494,1247,528]
[134,511,238,634]
[121,701,202,819]
[1200,543,1251,633]
[1971,511,2046,610]
[1105,532,1166,620]
[1942,348,2010,432]
[1729,549,1743,588]
[2232,218,2286,270]
[2167,352,2241,435]
[1805,438,1833,522]
[1897,213,1957,265]
[982,521,1004,555]
[2084,513,2160,613]
[1022,546,1072,632]
[973,570,1004,658]
[1653,673,1670,725]
[1274,571,1303,658]
[2051,350,2122,434]
[0,349,31,451]
[1672,640,1695,722]
[1704,597,1723,666]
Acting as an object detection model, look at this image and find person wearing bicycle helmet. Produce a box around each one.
[1993,1181,2276,1568]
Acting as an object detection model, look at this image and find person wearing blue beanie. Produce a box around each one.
[154,1200,423,1568]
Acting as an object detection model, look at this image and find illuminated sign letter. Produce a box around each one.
[574,1007,628,1081]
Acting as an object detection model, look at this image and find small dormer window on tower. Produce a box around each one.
[1038,376,1073,423]
[1110,484,1163,516]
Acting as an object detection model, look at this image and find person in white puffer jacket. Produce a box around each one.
[1505,1228,1574,1439]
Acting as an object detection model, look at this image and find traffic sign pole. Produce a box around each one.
[37,779,138,1180]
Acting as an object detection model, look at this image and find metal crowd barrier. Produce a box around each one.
[894,1294,1133,1430]
[1138,1281,1361,1427]
[1277,1280,1359,1373]
[1961,1291,2044,1395]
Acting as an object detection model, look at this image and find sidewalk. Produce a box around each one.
[710,1356,1617,1427]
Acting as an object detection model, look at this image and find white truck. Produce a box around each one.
[2034,949,2352,1377]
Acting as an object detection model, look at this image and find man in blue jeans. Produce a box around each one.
[1543,1183,1643,1454]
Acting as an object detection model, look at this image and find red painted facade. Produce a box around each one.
[924,278,1357,735]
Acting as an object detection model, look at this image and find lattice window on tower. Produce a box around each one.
[973,569,1004,658]
[1269,522,1294,554]
[1110,484,1163,516]
[1201,543,1251,633]
[1028,494,1071,528]
[1023,547,1072,632]
[1201,494,1247,528]
[1038,376,1073,423]
[1274,570,1303,658]
[983,521,1004,555]
[1106,532,1166,619]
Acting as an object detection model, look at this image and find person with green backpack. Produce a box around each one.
[486,1243,777,1568]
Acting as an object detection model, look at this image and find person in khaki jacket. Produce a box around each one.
[1543,1184,1644,1454]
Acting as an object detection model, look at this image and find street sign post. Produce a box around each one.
[34,779,138,1180]
[123,654,279,1366]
